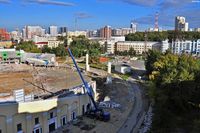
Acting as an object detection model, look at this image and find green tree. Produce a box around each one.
[16,41,41,53]
[57,36,68,46]
[42,45,52,53]
[146,51,200,132]
[128,47,136,56]
[145,50,162,76]
[125,31,200,42]
[55,44,67,57]
[69,36,101,58]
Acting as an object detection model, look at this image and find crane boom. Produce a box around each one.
[67,48,98,110]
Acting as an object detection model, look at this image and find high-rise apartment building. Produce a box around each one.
[22,26,45,39]
[130,22,137,33]
[49,26,58,37]
[100,26,112,39]
[87,30,98,38]
[175,16,189,31]
[112,22,137,36]
[194,28,200,32]
[10,28,22,42]
[60,27,67,34]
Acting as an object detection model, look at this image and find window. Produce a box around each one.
[71,112,76,120]
[17,123,22,132]
[49,123,56,132]
[35,117,39,125]
[33,128,42,133]
[61,116,67,126]
[50,112,54,119]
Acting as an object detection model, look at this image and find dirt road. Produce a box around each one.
[117,80,146,133]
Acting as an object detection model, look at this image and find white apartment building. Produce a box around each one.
[49,26,58,37]
[175,16,189,31]
[68,31,87,37]
[112,22,137,36]
[67,31,88,45]
[48,40,61,48]
[161,40,170,53]
[10,30,22,42]
[105,36,126,54]
[130,22,137,33]
[33,36,57,42]
[194,28,200,32]
[23,26,45,40]
[112,28,135,36]
[32,36,63,48]
[171,39,200,55]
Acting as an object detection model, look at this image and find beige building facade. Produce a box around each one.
[0,41,12,48]
[115,41,159,54]
[0,81,96,133]
[115,41,168,54]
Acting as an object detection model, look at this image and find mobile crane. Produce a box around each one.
[67,48,110,121]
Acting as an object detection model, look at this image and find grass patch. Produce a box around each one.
[78,62,107,71]
[118,72,132,80]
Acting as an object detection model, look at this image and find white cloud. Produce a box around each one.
[25,0,75,6]
[122,0,157,6]
[0,0,11,4]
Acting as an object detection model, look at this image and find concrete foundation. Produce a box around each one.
[86,54,90,71]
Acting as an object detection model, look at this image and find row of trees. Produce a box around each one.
[115,47,137,56]
[16,41,41,53]
[126,31,200,42]
[69,35,102,58]
[15,36,102,59]
[15,41,67,57]
[41,44,67,57]
[145,50,200,132]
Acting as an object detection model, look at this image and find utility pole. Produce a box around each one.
[144,30,148,53]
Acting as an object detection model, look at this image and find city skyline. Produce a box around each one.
[0,0,200,31]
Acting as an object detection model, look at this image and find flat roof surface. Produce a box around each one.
[0,64,90,98]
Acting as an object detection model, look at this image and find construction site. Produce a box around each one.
[0,47,141,133]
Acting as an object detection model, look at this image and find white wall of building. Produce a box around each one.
[33,36,63,48]
[68,31,87,37]
[171,39,200,55]
[49,26,58,37]
[115,65,131,74]
[23,26,45,39]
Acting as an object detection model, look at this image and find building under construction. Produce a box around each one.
[0,49,57,66]
[0,63,96,133]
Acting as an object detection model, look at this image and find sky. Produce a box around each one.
[0,0,200,31]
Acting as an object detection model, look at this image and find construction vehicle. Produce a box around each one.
[67,48,110,121]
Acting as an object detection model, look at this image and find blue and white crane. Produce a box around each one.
[67,48,110,121]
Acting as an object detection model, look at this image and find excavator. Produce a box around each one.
[67,47,110,122]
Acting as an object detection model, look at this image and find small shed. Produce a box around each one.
[115,64,131,74]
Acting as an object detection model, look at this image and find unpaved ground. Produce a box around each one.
[0,64,35,96]
[56,78,135,133]
[34,68,90,94]
[0,64,89,98]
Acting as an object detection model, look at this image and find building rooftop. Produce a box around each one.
[0,64,91,101]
